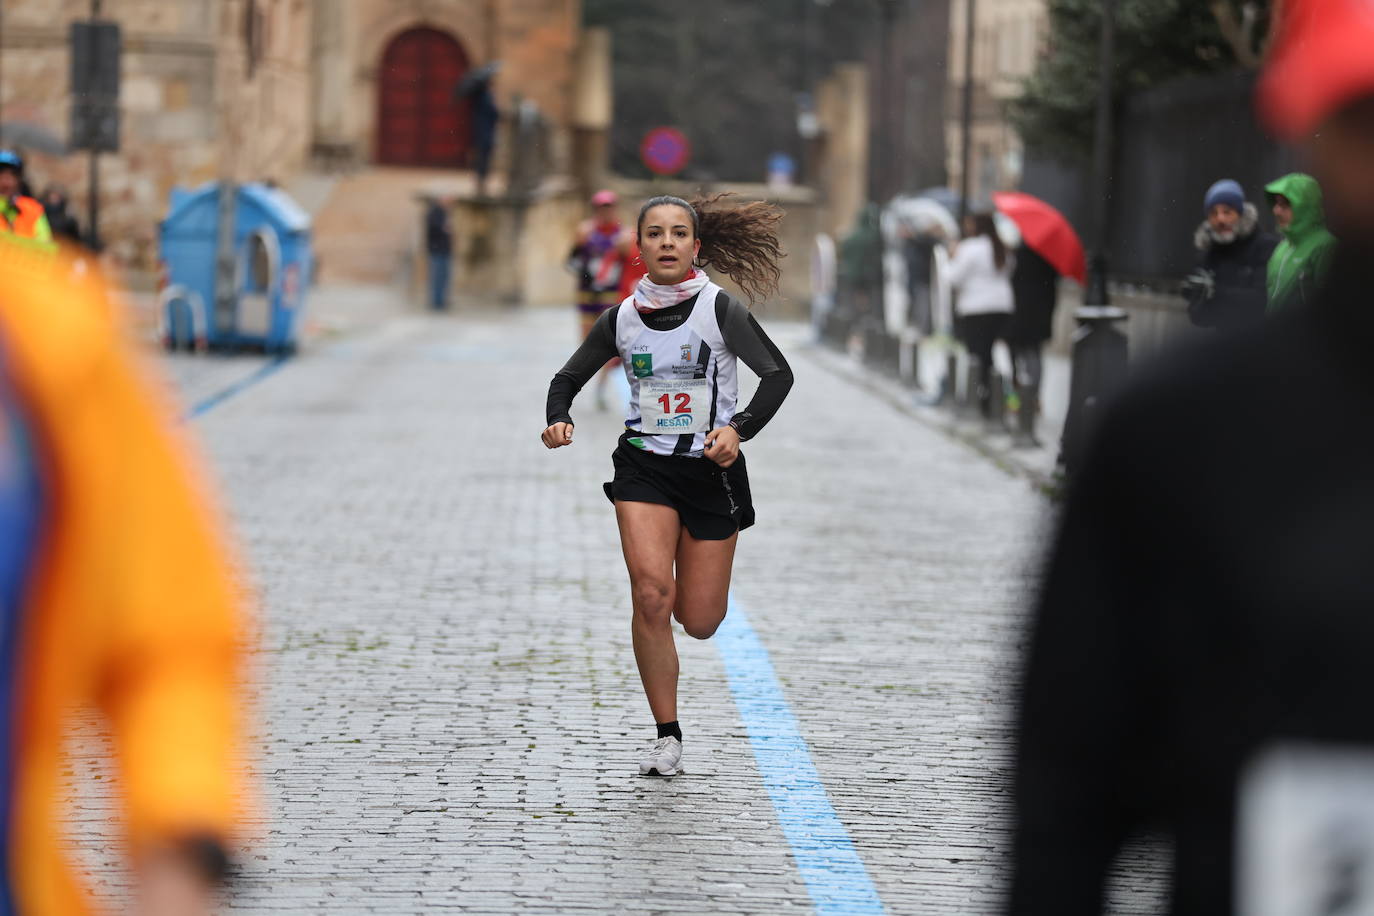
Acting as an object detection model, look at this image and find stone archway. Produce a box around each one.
[375,27,471,167]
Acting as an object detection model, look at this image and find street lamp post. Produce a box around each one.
[877,0,899,201]
[796,0,824,186]
[1061,0,1128,477]
[1084,0,1117,308]
[88,0,102,251]
[958,0,976,224]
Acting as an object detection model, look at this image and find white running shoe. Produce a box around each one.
[639,736,683,776]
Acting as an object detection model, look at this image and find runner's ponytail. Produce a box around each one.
[637,193,785,304]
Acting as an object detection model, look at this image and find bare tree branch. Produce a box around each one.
[1210,0,1261,68]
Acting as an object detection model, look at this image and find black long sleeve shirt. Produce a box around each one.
[545,290,793,441]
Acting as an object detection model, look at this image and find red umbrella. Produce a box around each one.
[992,191,1087,285]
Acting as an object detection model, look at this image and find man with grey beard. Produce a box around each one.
[1182,178,1278,330]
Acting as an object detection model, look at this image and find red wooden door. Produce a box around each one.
[376,28,470,167]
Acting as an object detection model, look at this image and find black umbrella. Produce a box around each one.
[455,62,500,98]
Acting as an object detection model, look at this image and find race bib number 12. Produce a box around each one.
[639,378,710,435]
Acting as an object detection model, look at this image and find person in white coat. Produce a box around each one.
[947,212,1014,419]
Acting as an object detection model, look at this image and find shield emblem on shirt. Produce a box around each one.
[680,344,692,362]
[631,353,653,378]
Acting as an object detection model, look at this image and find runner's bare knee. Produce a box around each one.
[676,594,727,639]
[631,578,675,625]
[682,617,722,640]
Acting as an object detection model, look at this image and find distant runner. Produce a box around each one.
[567,189,635,409]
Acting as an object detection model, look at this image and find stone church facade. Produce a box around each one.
[313,0,579,170]
[0,0,582,270]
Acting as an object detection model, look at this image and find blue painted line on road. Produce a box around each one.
[184,356,290,421]
[716,597,887,915]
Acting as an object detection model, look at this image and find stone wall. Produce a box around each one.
[0,0,312,274]
[1048,283,1208,365]
[215,0,315,184]
[445,179,583,306]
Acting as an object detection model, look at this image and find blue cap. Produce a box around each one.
[1204,179,1245,214]
[0,150,21,171]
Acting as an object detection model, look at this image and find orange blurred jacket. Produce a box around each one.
[0,243,246,913]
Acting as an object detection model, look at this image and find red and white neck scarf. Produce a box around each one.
[634,268,709,313]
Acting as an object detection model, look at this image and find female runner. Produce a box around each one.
[543,194,794,776]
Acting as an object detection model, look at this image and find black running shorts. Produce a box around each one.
[603,434,755,540]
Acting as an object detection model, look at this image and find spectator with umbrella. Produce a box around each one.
[456,63,501,197]
[992,191,1087,448]
[886,196,958,336]
[947,211,1015,423]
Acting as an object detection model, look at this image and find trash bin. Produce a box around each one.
[158,181,313,354]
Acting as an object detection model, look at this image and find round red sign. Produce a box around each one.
[640,127,691,176]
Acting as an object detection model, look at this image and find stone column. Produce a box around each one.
[310,0,357,166]
[816,64,869,239]
[570,26,611,196]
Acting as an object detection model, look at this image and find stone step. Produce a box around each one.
[308,167,490,285]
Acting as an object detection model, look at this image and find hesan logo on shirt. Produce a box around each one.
[631,353,653,378]
[652,415,696,430]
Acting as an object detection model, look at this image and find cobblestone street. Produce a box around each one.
[69,294,1166,914]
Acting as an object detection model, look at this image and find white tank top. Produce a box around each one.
[615,281,739,457]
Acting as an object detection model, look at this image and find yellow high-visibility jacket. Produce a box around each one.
[0,242,246,913]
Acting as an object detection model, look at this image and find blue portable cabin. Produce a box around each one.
[158,182,314,354]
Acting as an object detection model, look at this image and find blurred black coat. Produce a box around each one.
[424,201,453,256]
[43,198,81,244]
[1005,245,1059,345]
[1011,246,1374,915]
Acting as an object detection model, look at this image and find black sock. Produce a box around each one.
[656,721,682,742]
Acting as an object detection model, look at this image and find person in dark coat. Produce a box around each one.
[1182,179,1279,330]
[424,196,455,311]
[1005,245,1059,447]
[838,204,884,327]
[40,185,81,246]
[470,80,499,197]
[454,64,501,197]
[903,233,938,336]
[1010,2,1374,911]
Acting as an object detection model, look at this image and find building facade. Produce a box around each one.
[945,0,1046,203]
[0,0,582,271]
[868,0,952,204]
[310,0,580,170]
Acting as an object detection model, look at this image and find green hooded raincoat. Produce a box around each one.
[1265,173,1338,311]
